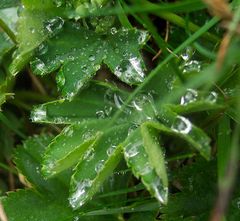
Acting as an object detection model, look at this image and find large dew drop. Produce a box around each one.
[124,141,141,159]
[69,179,93,209]
[31,106,47,122]
[31,58,47,75]
[180,89,198,105]
[44,17,64,36]
[171,116,192,134]
[114,57,145,84]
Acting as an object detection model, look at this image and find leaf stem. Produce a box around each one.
[0,18,17,44]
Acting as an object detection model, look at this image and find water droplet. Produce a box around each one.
[83,147,95,161]
[104,106,113,117]
[110,27,117,35]
[37,43,48,55]
[207,91,218,103]
[82,130,93,140]
[171,116,192,134]
[95,160,105,172]
[96,110,105,119]
[31,58,46,75]
[138,31,148,44]
[180,89,198,105]
[53,0,64,7]
[181,47,195,61]
[114,57,145,84]
[182,60,201,73]
[107,145,117,156]
[31,106,46,122]
[56,71,65,88]
[152,180,168,204]
[30,27,35,33]
[69,179,93,209]
[113,93,123,109]
[63,127,74,137]
[137,162,153,175]
[44,17,64,36]
[124,141,141,159]
[89,55,95,62]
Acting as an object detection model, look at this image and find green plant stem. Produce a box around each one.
[0,18,17,44]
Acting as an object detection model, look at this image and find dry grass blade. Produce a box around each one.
[0,203,8,221]
[202,0,232,20]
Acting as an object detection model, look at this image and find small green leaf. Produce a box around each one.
[141,123,168,190]
[42,120,107,177]
[30,22,149,98]
[69,124,129,209]
[123,128,168,204]
[14,134,69,194]
[1,189,73,221]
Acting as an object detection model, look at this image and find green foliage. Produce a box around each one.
[1,0,240,221]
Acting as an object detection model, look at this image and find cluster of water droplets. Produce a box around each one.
[83,147,95,162]
[180,88,218,105]
[114,56,145,84]
[180,47,202,73]
[124,138,168,204]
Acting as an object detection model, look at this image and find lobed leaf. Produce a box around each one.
[30,22,149,98]
[69,124,129,209]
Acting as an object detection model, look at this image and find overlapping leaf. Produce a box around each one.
[31,79,223,208]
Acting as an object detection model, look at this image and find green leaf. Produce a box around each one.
[69,124,129,209]
[14,134,69,194]
[1,189,73,221]
[30,22,149,98]
[31,82,126,124]
[42,120,107,177]
[123,128,168,204]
